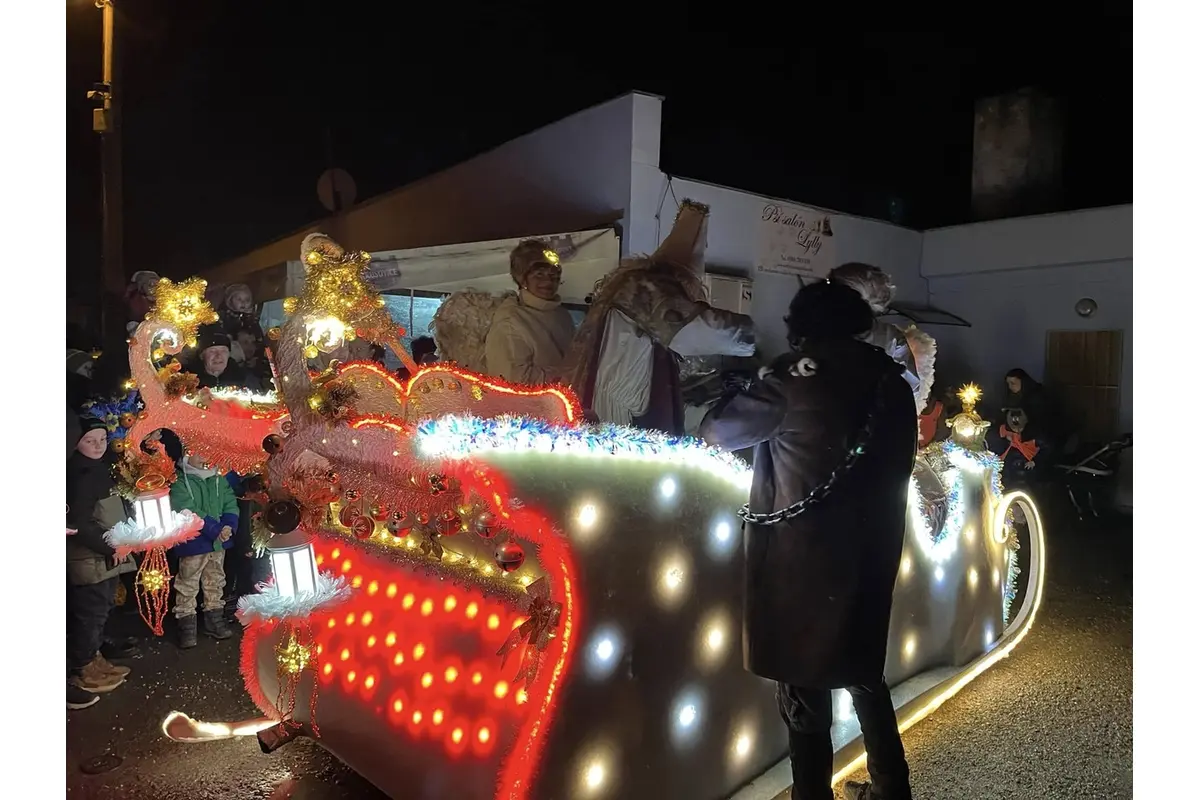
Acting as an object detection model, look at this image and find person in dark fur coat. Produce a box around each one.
[699,280,916,800]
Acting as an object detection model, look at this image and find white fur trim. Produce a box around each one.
[236,571,351,625]
[793,358,819,377]
[161,711,278,742]
[904,325,937,412]
[105,510,204,558]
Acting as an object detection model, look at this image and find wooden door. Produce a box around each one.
[1044,330,1123,440]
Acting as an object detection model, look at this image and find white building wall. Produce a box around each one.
[628,95,926,360]
[674,178,925,360]
[209,94,639,282]
[921,205,1133,431]
[230,93,1135,441]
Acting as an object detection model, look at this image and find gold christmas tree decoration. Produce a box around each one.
[150,277,219,347]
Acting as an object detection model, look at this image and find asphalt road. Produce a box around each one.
[67,507,1132,800]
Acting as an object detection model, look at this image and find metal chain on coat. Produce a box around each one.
[737,372,889,526]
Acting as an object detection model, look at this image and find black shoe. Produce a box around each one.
[843,782,874,800]
[101,637,140,660]
[203,610,233,640]
[178,615,199,649]
[67,683,100,710]
[843,780,908,800]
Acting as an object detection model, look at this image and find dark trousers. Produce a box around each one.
[777,681,912,800]
[67,577,117,675]
[222,524,270,612]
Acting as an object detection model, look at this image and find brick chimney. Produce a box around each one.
[971,88,1064,221]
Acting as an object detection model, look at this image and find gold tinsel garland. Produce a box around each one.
[136,547,172,636]
[274,621,321,737]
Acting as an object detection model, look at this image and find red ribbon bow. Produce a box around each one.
[496,577,562,689]
[999,425,1040,462]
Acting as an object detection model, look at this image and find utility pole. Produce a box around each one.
[87,0,124,342]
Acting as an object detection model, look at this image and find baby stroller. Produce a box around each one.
[1054,433,1132,520]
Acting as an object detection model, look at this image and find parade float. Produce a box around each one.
[120,233,1045,800]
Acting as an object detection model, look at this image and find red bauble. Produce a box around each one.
[350,515,375,540]
[495,541,525,573]
[414,511,430,526]
[370,503,390,522]
[386,520,409,537]
[338,504,360,529]
[434,512,460,536]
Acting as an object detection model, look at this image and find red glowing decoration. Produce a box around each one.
[240,454,580,800]
[128,273,586,799]
[123,323,289,475]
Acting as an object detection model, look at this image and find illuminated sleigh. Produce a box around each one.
[142,245,1043,800]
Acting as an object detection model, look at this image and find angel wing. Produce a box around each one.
[903,324,937,412]
[429,290,515,372]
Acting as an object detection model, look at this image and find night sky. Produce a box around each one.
[66,3,1132,301]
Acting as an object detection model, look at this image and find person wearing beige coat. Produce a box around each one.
[484,240,576,385]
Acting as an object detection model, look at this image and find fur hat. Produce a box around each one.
[225,283,252,304]
[828,263,895,314]
[509,240,559,286]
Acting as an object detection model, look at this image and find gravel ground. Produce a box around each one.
[67,509,1131,799]
[830,511,1133,800]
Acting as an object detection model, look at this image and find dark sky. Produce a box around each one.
[66,4,1132,297]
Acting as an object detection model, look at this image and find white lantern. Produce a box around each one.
[133,488,174,536]
[267,529,318,598]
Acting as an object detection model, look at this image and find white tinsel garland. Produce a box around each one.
[236,571,351,625]
[105,510,204,559]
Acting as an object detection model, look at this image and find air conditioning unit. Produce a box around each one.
[704,274,753,314]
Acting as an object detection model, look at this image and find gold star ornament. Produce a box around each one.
[947,383,990,450]
[283,234,397,352]
[276,630,315,676]
[957,383,982,414]
[149,278,219,347]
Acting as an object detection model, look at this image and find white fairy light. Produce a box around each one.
[416,415,753,492]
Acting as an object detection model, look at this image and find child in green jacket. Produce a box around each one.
[170,451,239,648]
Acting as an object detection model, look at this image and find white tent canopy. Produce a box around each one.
[283,227,620,305]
